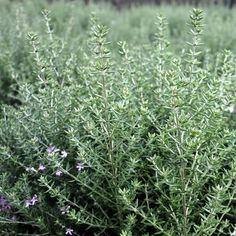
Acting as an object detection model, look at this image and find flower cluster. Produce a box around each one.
[45,145,85,177]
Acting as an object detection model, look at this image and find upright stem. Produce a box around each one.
[101,71,123,227]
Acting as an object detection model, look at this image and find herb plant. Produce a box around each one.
[1,2,236,236]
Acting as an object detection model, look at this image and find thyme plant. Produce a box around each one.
[0,6,236,236]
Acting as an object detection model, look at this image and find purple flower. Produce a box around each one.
[31,195,38,205]
[38,164,46,171]
[76,162,84,171]
[4,204,11,210]
[55,169,62,176]
[47,145,60,154]
[0,196,11,211]
[65,228,73,235]
[0,196,6,206]
[25,194,38,207]
[61,150,68,158]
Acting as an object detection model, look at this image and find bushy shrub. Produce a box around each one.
[1,0,236,110]
[1,7,236,236]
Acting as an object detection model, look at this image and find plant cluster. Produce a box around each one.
[1,0,236,110]
[1,2,236,236]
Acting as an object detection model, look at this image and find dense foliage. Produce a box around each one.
[1,1,236,235]
[1,0,236,108]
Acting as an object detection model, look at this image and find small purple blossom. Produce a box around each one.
[0,196,6,206]
[76,162,84,171]
[61,150,68,158]
[38,164,46,171]
[31,195,38,205]
[4,204,11,210]
[25,194,38,207]
[65,228,73,235]
[47,145,60,154]
[0,196,11,211]
[55,169,63,176]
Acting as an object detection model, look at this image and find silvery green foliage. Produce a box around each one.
[1,1,236,110]
[1,7,236,236]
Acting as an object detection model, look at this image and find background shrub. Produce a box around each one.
[1,0,236,109]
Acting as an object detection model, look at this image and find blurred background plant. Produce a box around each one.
[0,0,236,109]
